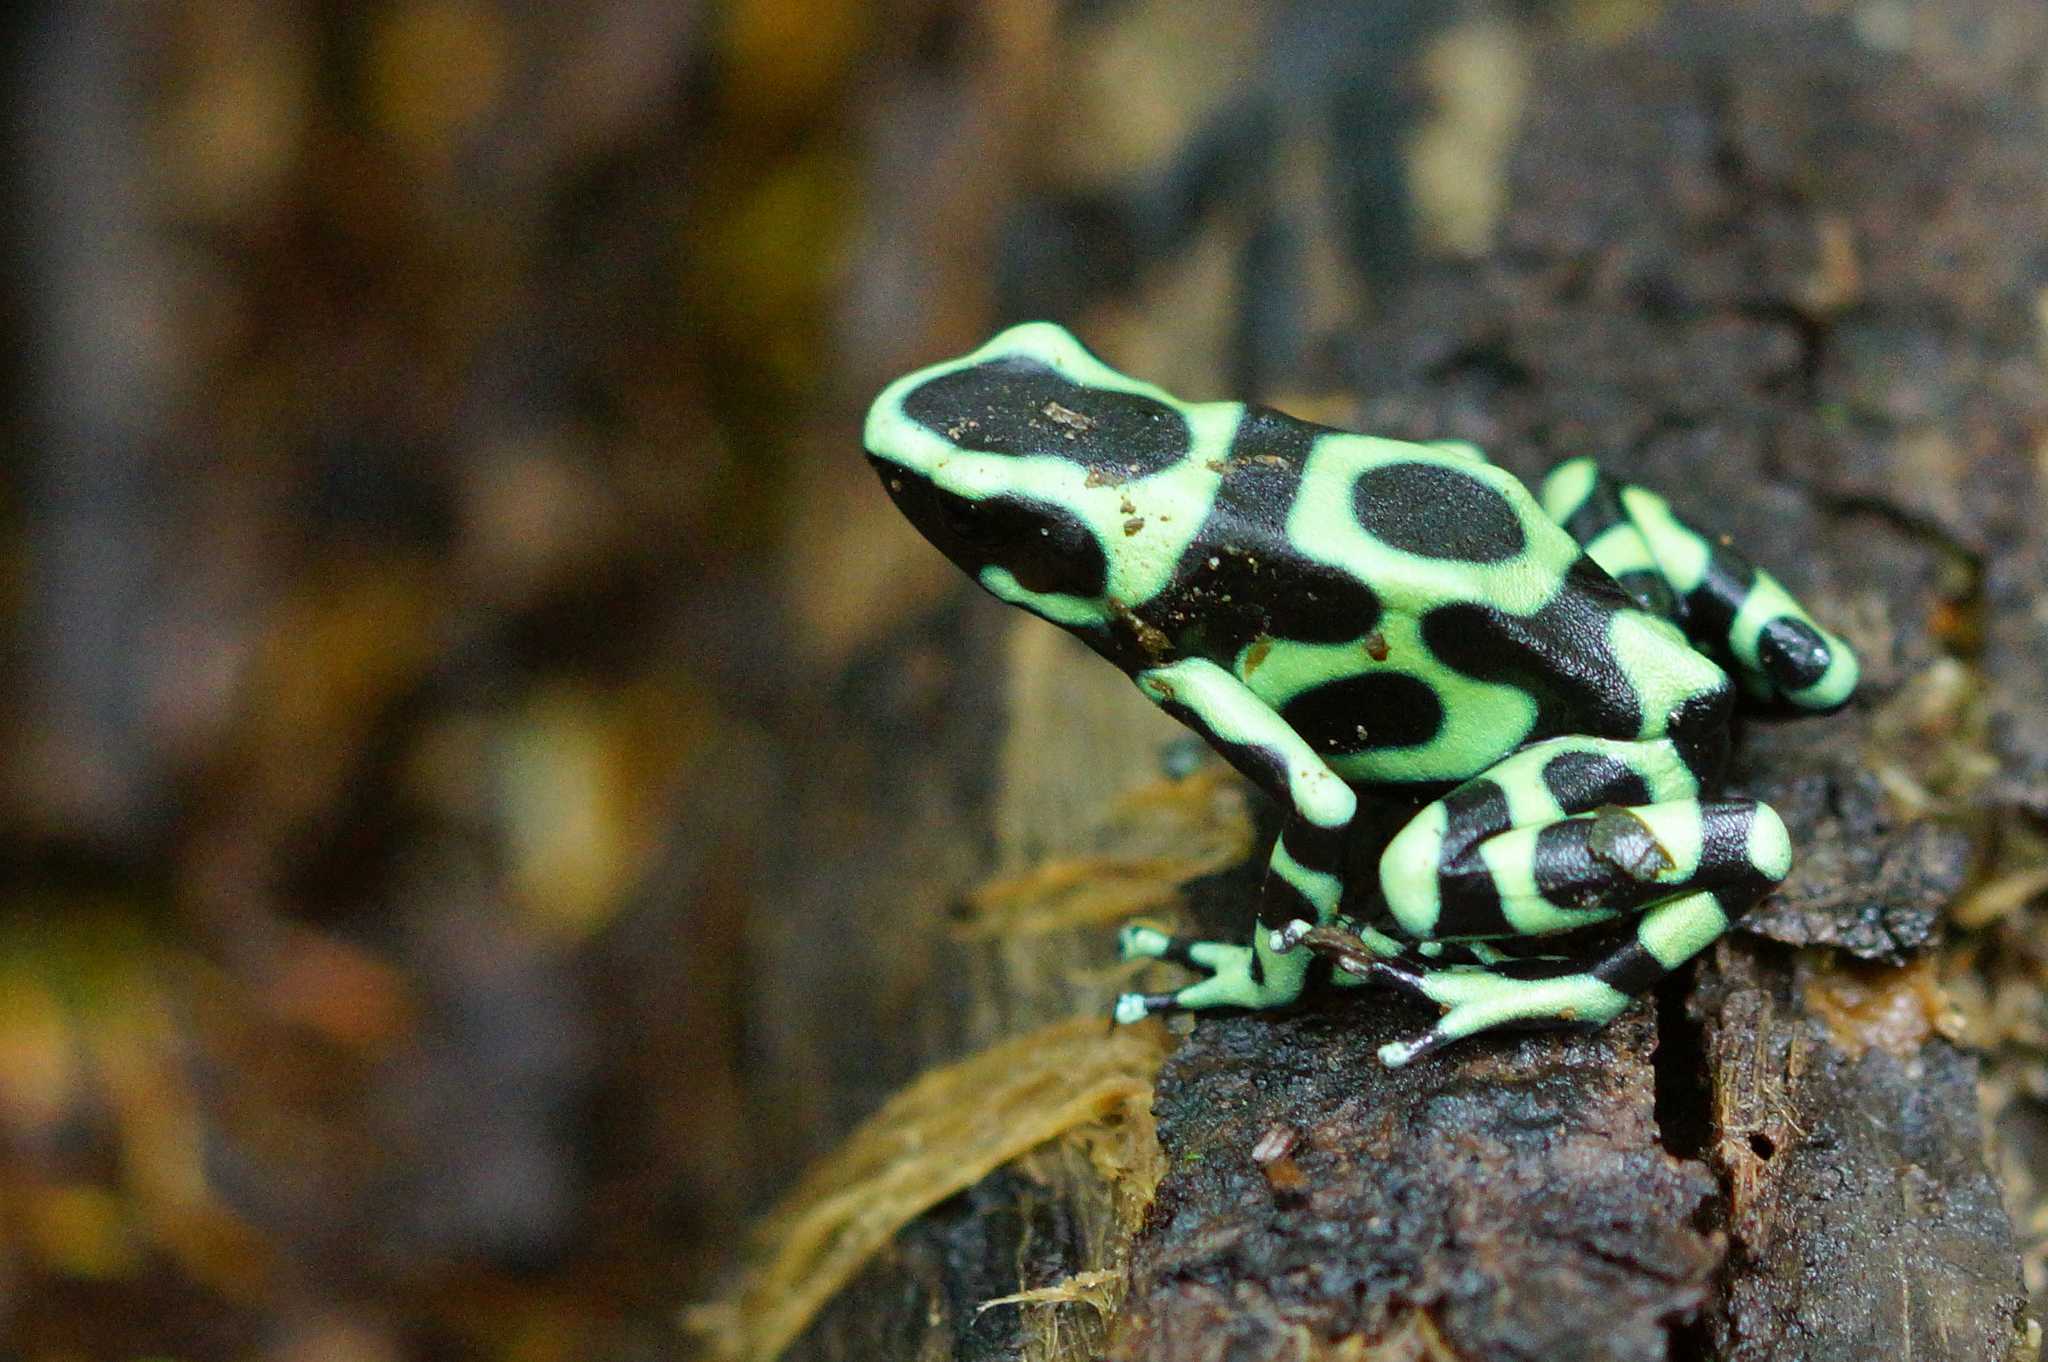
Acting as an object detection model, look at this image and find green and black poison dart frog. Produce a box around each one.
[864,323,1859,1066]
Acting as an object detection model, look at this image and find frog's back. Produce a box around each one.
[861,324,1727,791]
[1134,406,1388,665]
[1144,415,1724,787]
[1287,431,1579,607]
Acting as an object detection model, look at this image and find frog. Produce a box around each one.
[863,322,1859,1066]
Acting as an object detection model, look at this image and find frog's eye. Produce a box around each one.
[1002,504,1107,598]
[936,489,1003,547]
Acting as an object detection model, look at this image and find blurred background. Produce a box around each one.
[1,0,904,1354]
[2,0,1977,1358]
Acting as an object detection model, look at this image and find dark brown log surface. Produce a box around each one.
[748,4,2048,1360]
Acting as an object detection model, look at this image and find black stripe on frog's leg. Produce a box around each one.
[1260,808,1361,937]
[1372,884,1748,1067]
[1588,888,1739,1000]
[1379,735,1704,943]
[900,355,1192,477]
[1539,457,1679,619]
[1541,455,1626,545]
[1616,569,1678,618]
[1430,779,1513,937]
[1527,799,1783,918]
[1257,855,1328,941]
[1680,548,1754,655]
[1598,478,1861,714]
[1280,815,1350,880]
[1369,789,1786,1065]
[1664,681,1733,786]
[1473,952,1598,981]
[1589,937,1669,996]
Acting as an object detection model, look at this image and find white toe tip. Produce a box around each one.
[1113,994,1150,1025]
[1119,926,1168,959]
[1270,918,1315,952]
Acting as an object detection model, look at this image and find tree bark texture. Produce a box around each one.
[744,3,2048,1359]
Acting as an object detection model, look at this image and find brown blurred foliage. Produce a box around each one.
[0,0,919,1356]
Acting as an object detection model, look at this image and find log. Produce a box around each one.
[735,3,2046,1358]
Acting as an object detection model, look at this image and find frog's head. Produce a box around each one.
[864,323,1198,632]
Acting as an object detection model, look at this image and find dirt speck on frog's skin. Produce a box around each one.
[1042,400,1096,432]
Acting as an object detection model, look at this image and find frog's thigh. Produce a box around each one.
[1377,735,1702,942]
[1479,796,1789,931]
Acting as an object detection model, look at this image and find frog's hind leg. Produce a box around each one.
[1324,734,1791,1065]
[1536,457,1678,617]
[1539,457,1858,714]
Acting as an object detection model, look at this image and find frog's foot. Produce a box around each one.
[1269,920,1627,1062]
[1113,928,1305,1022]
[1376,966,1629,1067]
[1373,888,1738,1065]
[1117,924,1206,969]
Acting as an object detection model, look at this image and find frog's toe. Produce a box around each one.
[1374,972,1632,1065]
[1378,1006,1497,1067]
[1268,918,1317,953]
[1377,1031,1444,1068]
[1113,991,1176,1024]
[1118,924,1174,960]
[1118,925,1222,970]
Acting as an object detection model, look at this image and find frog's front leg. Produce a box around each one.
[1112,657,1377,1024]
[1308,735,1791,1065]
